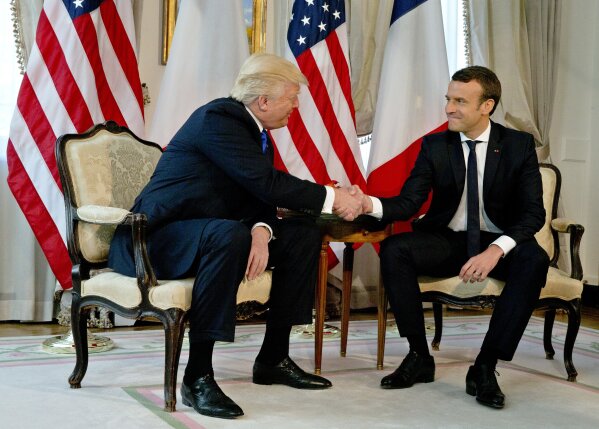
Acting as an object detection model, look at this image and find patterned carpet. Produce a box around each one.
[1,316,598,428]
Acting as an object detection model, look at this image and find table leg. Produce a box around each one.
[377,276,387,370]
[340,242,354,357]
[314,240,329,375]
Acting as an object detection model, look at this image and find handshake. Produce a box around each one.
[332,185,373,221]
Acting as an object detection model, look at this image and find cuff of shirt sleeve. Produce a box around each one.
[252,223,274,242]
[490,235,516,257]
[367,196,383,219]
[321,186,335,214]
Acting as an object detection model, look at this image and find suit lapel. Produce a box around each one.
[483,122,502,197]
[447,132,465,194]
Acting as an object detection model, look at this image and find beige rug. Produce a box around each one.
[1,316,598,428]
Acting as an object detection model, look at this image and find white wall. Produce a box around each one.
[549,0,599,285]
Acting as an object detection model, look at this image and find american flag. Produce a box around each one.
[367,0,449,231]
[270,0,366,191]
[6,0,144,290]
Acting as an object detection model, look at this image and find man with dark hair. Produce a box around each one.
[108,53,363,419]
[359,65,549,408]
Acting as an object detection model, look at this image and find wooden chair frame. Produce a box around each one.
[56,121,186,412]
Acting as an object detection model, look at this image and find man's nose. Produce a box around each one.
[445,101,455,114]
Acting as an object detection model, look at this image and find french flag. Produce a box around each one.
[366,0,449,231]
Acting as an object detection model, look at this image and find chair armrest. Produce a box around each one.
[76,204,132,224]
[550,218,585,280]
[76,205,157,290]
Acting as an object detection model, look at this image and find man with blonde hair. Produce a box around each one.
[109,53,362,419]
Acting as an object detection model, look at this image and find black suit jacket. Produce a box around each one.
[108,97,325,277]
[379,122,545,245]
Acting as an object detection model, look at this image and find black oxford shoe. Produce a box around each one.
[181,373,244,419]
[465,364,505,409]
[253,357,332,389]
[381,350,435,389]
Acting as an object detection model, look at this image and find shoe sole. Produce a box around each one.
[253,375,331,389]
[381,372,435,389]
[466,383,505,409]
[181,394,244,418]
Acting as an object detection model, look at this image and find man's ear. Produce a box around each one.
[482,98,495,115]
[257,95,269,112]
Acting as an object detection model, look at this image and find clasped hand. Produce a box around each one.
[333,185,372,221]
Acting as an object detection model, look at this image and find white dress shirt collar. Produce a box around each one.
[459,121,492,143]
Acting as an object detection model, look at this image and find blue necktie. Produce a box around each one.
[466,140,480,257]
[260,130,268,154]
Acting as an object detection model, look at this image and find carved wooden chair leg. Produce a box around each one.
[163,310,187,412]
[69,303,89,388]
[563,301,581,382]
[543,309,557,359]
[431,302,443,351]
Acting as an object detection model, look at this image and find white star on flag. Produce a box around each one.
[305,0,314,6]
[333,10,341,19]
[318,22,326,32]
[322,3,329,12]
[73,0,84,7]
[297,35,306,45]
[301,16,310,25]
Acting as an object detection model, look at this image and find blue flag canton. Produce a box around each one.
[288,0,346,57]
[390,0,428,26]
[62,0,104,19]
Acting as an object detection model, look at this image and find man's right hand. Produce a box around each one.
[333,186,363,221]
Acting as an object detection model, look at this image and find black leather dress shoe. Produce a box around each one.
[381,350,435,389]
[253,357,332,389]
[465,364,505,409]
[180,374,244,419]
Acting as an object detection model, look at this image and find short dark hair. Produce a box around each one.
[451,66,501,116]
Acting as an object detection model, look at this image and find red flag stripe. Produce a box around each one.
[9,109,66,234]
[35,12,94,133]
[6,143,72,288]
[72,14,127,126]
[99,0,144,116]
[15,76,61,187]
[324,29,356,123]
[285,110,332,185]
[295,50,365,188]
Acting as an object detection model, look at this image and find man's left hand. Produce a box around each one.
[246,226,270,280]
[459,244,504,283]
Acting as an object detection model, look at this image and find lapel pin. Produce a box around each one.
[494,149,500,153]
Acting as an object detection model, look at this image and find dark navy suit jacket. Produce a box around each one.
[108,97,326,278]
[379,122,545,245]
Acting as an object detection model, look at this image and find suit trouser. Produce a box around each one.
[379,229,549,361]
[183,217,321,344]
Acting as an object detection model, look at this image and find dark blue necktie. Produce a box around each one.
[260,130,268,154]
[466,140,480,257]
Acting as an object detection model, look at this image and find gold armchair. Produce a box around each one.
[55,121,271,412]
[377,163,585,381]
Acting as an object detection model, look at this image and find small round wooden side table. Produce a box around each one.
[314,215,391,374]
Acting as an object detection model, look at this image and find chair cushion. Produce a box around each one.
[418,266,583,301]
[82,270,272,310]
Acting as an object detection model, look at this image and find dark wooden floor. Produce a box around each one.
[1,305,598,338]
